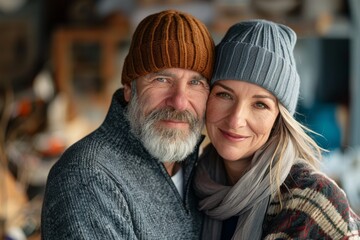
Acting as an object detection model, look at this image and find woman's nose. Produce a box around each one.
[226,105,247,129]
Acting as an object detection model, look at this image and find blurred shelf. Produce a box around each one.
[211,11,344,39]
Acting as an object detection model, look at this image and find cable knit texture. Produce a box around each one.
[41,89,203,239]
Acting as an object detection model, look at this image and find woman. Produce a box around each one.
[194,19,360,239]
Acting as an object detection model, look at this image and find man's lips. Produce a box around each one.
[159,119,189,127]
[220,129,248,141]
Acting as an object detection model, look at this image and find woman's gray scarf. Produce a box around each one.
[194,138,295,240]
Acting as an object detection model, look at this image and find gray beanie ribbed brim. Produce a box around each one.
[211,20,300,115]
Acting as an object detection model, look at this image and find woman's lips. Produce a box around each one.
[220,129,248,141]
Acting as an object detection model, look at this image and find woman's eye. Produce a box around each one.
[255,102,268,109]
[215,92,232,100]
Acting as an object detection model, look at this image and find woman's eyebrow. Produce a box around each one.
[213,82,235,93]
[252,94,277,103]
[214,82,277,102]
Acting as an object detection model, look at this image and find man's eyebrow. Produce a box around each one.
[152,70,206,81]
[151,70,175,77]
[194,75,207,81]
[156,69,170,75]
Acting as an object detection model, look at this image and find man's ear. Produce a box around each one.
[124,83,132,102]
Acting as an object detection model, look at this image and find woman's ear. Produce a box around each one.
[124,83,132,102]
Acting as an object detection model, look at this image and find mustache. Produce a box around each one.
[146,107,198,125]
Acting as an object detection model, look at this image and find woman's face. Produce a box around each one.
[206,80,279,162]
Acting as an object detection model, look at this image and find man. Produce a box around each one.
[41,10,214,239]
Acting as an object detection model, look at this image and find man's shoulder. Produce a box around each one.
[45,131,118,182]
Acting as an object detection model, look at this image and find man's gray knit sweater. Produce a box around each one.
[41,89,203,239]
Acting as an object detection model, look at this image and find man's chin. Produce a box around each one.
[141,130,198,163]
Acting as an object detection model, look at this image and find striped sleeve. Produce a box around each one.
[263,164,360,240]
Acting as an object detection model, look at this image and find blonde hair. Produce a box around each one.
[269,104,325,203]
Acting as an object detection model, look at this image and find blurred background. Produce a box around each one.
[1,0,359,239]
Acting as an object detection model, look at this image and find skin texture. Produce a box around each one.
[124,68,210,175]
[206,80,279,184]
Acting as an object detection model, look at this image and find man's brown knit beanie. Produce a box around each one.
[121,9,215,85]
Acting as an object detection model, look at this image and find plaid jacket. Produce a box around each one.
[263,163,360,240]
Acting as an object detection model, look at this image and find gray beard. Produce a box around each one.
[126,93,204,163]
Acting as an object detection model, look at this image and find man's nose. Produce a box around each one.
[166,85,189,111]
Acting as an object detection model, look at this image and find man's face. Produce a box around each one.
[124,68,210,163]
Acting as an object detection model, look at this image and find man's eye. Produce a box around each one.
[189,79,201,85]
[155,77,167,83]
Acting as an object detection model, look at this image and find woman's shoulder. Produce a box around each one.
[264,162,360,239]
[279,162,354,216]
[283,162,347,202]
[199,143,217,159]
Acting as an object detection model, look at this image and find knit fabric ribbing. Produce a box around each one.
[41,89,203,239]
[211,19,300,115]
[122,10,215,85]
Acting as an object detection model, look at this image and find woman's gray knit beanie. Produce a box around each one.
[211,19,300,115]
